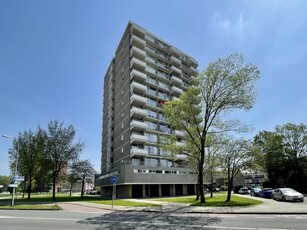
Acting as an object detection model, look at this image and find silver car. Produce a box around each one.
[272,188,304,202]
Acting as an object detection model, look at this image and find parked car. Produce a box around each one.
[250,187,262,197]
[272,188,304,202]
[259,188,273,198]
[233,185,243,194]
[238,187,250,195]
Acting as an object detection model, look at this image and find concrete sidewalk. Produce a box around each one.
[57,196,307,214]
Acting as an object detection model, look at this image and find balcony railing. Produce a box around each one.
[130,57,146,70]
[130,94,147,105]
[130,81,147,93]
[130,46,146,59]
[130,35,146,47]
[130,107,147,117]
[170,65,182,75]
[130,147,148,157]
[171,86,183,95]
[170,75,183,85]
[130,120,148,130]
[130,133,148,144]
[130,69,146,81]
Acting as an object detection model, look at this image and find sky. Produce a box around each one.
[0,0,306,176]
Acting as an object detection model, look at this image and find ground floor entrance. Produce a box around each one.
[100,184,196,198]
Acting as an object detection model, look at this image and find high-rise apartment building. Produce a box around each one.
[96,21,198,198]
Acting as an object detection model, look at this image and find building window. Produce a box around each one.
[121,147,123,153]
[121,122,124,129]
[121,100,124,105]
[121,90,124,95]
[121,135,124,141]
[121,112,124,118]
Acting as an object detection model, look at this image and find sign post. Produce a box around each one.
[111,176,118,209]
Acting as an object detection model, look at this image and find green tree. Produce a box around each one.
[8,129,45,199]
[42,120,83,201]
[163,53,260,203]
[204,144,222,198]
[221,138,252,202]
[253,123,307,193]
[0,175,11,193]
[67,172,80,197]
[70,159,95,198]
[253,131,286,188]
[276,123,307,192]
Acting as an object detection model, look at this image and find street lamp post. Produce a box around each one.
[1,134,18,206]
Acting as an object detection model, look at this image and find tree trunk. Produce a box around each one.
[195,183,199,201]
[27,176,32,200]
[52,175,56,201]
[199,153,206,203]
[210,175,213,198]
[81,176,85,198]
[226,166,232,202]
[69,184,73,197]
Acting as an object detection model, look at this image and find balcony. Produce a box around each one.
[176,154,187,160]
[130,69,146,81]
[130,133,148,144]
[130,120,148,130]
[170,56,181,65]
[188,66,198,75]
[170,65,182,75]
[169,46,181,56]
[170,75,183,85]
[130,46,146,59]
[130,94,147,106]
[173,130,184,136]
[130,147,148,157]
[188,58,198,68]
[130,107,147,118]
[130,34,146,47]
[130,81,147,93]
[171,86,183,95]
[176,141,185,147]
[130,57,146,70]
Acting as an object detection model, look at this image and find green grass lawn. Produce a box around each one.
[154,194,263,207]
[0,193,160,209]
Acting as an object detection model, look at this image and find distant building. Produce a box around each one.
[96,21,198,198]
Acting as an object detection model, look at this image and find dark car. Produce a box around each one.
[250,187,262,197]
[259,188,273,198]
[272,188,304,202]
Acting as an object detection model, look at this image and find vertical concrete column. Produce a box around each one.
[127,185,132,198]
[142,184,146,198]
[158,184,162,197]
[170,184,175,196]
[183,184,188,196]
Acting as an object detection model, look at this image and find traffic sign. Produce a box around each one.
[13,176,25,181]
[111,176,118,184]
[8,184,18,188]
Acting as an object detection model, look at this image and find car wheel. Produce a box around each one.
[282,196,286,201]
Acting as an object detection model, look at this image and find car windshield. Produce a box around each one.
[253,188,261,192]
[281,188,296,193]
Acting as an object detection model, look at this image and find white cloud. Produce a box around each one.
[212,11,247,41]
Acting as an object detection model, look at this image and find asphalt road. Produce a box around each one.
[0,210,306,230]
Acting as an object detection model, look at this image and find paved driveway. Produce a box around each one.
[58,195,307,214]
